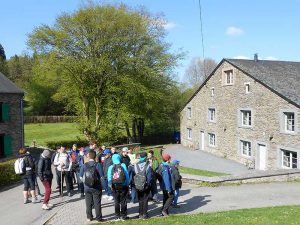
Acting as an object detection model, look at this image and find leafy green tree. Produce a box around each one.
[0,43,9,74]
[28,4,181,142]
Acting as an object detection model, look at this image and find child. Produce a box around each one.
[171,159,182,208]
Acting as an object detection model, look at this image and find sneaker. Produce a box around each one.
[68,192,72,197]
[47,203,53,208]
[24,199,30,204]
[161,210,168,217]
[121,216,129,220]
[31,198,37,203]
[102,194,108,199]
[172,204,180,208]
[107,196,114,201]
[142,214,149,219]
[80,193,85,198]
[42,204,50,210]
[96,218,105,222]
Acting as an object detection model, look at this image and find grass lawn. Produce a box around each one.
[24,123,84,147]
[96,205,300,225]
[179,166,227,177]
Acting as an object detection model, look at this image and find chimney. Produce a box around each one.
[254,53,258,62]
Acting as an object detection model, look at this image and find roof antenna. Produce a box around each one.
[254,53,258,62]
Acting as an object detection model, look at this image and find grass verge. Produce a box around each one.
[95,205,300,225]
[24,123,84,147]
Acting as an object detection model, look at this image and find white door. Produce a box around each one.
[200,131,205,150]
[258,144,267,170]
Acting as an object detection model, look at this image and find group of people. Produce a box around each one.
[17,142,182,222]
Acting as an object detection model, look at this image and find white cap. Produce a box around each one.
[122,147,128,152]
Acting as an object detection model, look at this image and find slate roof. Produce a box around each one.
[0,72,24,94]
[182,58,300,110]
[225,59,300,107]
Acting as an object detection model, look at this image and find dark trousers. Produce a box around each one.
[137,188,151,217]
[85,188,102,220]
[56,170,72,194]
[42,179,52,204]
[113,187,128,218]
[162,190,174,213]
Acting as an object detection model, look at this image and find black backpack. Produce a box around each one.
[112,164,126,185]
[134,162,149,191]
[84,162,98,187]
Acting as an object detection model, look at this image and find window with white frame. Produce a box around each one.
[281,149,297,169]
[208,108,216,122]
[224,70,233,85]
[187,128,192,139]
[245,83,250,93]
[241,110,252,127]
[240,140,251,156]
[208,133,216,147]
[211,88,215,97]
[284,112,295,132]
[187,107,192,119]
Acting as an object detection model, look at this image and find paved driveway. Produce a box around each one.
[2,181,300,225]
[164,144,249,175]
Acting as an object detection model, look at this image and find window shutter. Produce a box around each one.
[2,103,9,122]
[4,134,12,156]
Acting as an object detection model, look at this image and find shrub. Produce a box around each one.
[0,159,21,187]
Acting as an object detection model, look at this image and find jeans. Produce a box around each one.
[150,176,158,200]
[137,188,151,217]
[103,178,112,196]
[42,180,52,204]
[131,186,137,203]
[173,188,180,205]
[76,172,84,194]
[162,190,174,213]
[85,188,102,220]
[112,187,128,218]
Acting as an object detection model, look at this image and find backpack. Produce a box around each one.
[84,162,98,187]
[14,157,26,175]
[133,162,149,191]
[112,164,126,186]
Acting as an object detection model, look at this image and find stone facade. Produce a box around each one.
[181,60,300,170]
[0,93,24,157]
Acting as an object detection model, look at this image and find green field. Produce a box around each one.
[96,205,300,225]
[24,123,84,147]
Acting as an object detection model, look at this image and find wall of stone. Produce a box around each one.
[0,94,24,156]
[181,60,300,170]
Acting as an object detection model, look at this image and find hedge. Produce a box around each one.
[0,159,21,187]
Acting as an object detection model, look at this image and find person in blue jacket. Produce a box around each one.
[157,153,175,216]
[107,154,130,221]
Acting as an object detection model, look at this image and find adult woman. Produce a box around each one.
[38,149,53,210]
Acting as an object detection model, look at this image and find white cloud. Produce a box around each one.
[233,55,250,59]
[226,26,244,36]
[163,22,177,30]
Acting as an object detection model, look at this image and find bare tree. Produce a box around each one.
[184,57,217,88]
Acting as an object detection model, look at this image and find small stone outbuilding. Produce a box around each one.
[180,58,300,170]
[0,72,24,158]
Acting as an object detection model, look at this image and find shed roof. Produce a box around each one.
[0,72,24,94]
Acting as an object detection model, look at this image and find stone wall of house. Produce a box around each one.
[0,94,24,156]
[181,61,300,170]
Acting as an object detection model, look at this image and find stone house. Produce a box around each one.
[180,57,300,170]
[0,72,24,158]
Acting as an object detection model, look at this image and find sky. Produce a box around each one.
[1,0,300,82]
